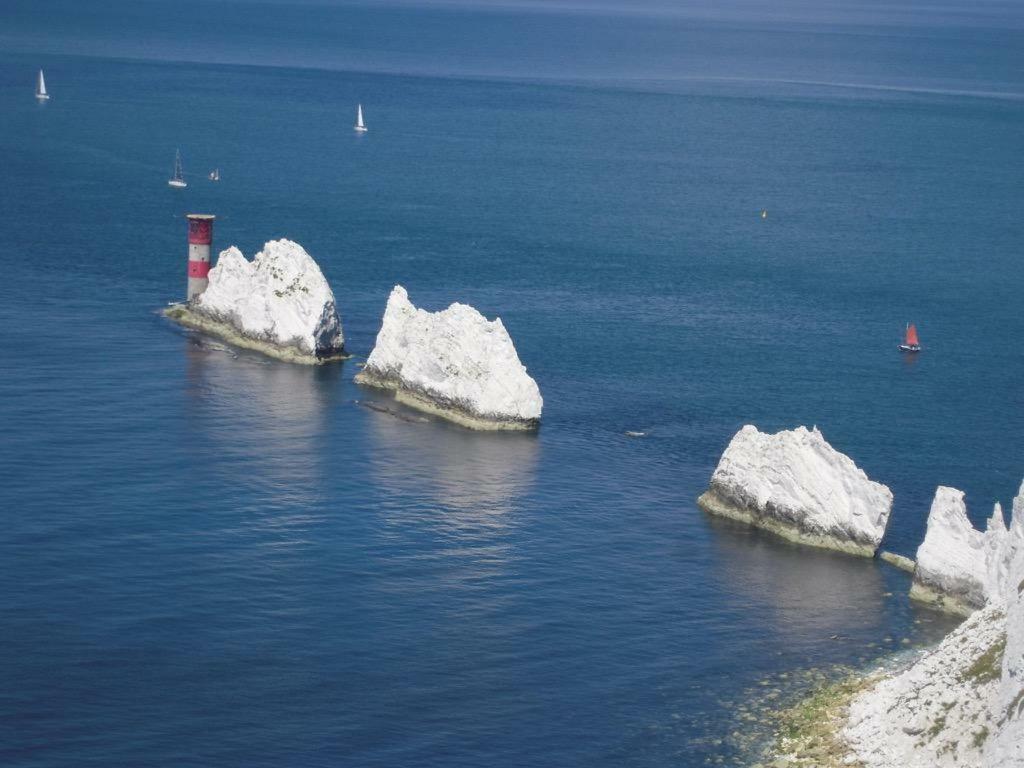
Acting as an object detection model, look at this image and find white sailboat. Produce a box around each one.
[35,69,49,101]
[354,104,368,133]
[168,149,187,188]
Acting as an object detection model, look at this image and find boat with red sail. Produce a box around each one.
[898,323,921,353]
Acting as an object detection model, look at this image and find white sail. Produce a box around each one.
[36,69,49,100]
[354,104,367,132]
[169,149,187,188]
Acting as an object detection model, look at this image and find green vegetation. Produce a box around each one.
[926,714,947,740]
[961,634,1007,686]
[771,673,877,767]
[972,726,990,749]
[273,276,309,299]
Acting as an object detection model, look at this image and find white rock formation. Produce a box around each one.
[990,495,1024,766]
[177,239,345,362]
[844,603,1008,767]
[355,286,542,429]
[840,480,1024,768]
[697,425,893,556]
[911,486,1010,615]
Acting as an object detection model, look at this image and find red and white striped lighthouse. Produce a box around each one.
[186,214,215,301]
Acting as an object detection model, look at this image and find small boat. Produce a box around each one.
[208,168,220,182]
[354,103,368,133]
[35,69,49,101]
[898,322,921,353]
[168,149,187,188]
[761,209,768,220]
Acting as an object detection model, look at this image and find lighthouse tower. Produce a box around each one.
[186,214,215,301]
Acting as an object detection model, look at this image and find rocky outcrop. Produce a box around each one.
[843,483,1024,767]
[990,495,1024,766]
[165,239,345,364]
[697,425,892,557]
[775,480,1024,768]
[355,286,542,430]
[910,486,1010,616]
[843,603,1009,767]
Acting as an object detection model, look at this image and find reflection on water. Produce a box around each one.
[706,515,960,652]
[181,335,343,507]
[361,397,540,600]
[707,516,891,642]
[900,351,921,369]
[364,399,540,519]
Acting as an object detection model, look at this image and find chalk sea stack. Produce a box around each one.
[165,239,346,364]
[910,486,1012,616]
[698,425,892,557]
[355,286,542,430]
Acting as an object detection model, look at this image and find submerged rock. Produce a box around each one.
[879,550,916,573]
[165,239,345,364]
[697,425,892,557]
[355,286,542,430]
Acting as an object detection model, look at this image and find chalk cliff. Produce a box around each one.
[774,481,1024,768]
[842,481,1024,767]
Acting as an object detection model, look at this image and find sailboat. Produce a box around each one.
[898,323,921,353]
[208,168,220,182]
[168,149,187,188]
[354,104,368,133]
[35,69,49,101]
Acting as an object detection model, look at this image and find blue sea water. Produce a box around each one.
[1,1,1023,766]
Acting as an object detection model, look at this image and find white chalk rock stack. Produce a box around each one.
[190,239,345,361]
[697,425,893,556]
[910,486,1009,615]
[355,286,542,430]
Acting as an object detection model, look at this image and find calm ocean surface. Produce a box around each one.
[1,1,1022,765]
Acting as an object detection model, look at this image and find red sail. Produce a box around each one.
[906,323,919,346]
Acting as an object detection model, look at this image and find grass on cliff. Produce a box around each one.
[961,634,1006,686]
[771,673,878,767]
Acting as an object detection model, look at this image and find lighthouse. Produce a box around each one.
[186,214,215,301]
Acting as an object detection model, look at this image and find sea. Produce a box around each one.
[1,1,1022,766]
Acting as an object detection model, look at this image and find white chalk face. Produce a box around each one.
[710,424,893,549]
[363,285,543,422]
[913,483,1024,613]
[194,239,344,355]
